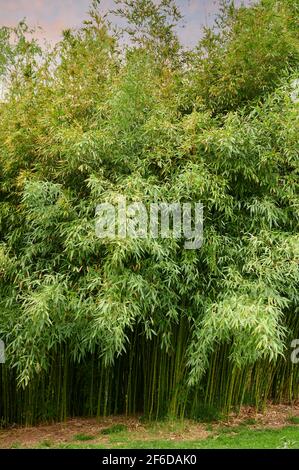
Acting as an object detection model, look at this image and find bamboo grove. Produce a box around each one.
[0,0,299,425]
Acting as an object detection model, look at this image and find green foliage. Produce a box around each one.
[187,0,299,113]
[287,415,299,424]
[190,404,222,423]
[0,0,298,424]
[73,433,95,441]
[101,424,127,434]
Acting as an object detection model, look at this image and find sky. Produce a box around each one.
[0,0,252,48]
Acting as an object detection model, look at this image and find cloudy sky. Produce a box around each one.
[0,0,253,47]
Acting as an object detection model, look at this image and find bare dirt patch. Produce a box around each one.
[0,416,142,449]
[217,402,299,429]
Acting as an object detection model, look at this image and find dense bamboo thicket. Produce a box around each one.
[0,0,299,425]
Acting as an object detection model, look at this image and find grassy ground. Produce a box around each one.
[7,424,299,450]
[1,405,299,449]
[58,426,299,449]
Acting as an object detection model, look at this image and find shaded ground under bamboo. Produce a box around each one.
[0,403,299,448]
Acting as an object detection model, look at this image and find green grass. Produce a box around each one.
[9,442,21,449]
[73,434,95,441]
[38,439,53,448]
[287,416,299,425]
[100,424,127,435]
[56,426,299,449]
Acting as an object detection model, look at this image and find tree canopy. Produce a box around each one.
[0,0,298,424]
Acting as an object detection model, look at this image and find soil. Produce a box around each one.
[0,403,298,449]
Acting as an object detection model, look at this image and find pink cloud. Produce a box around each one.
[0,0,253,47]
